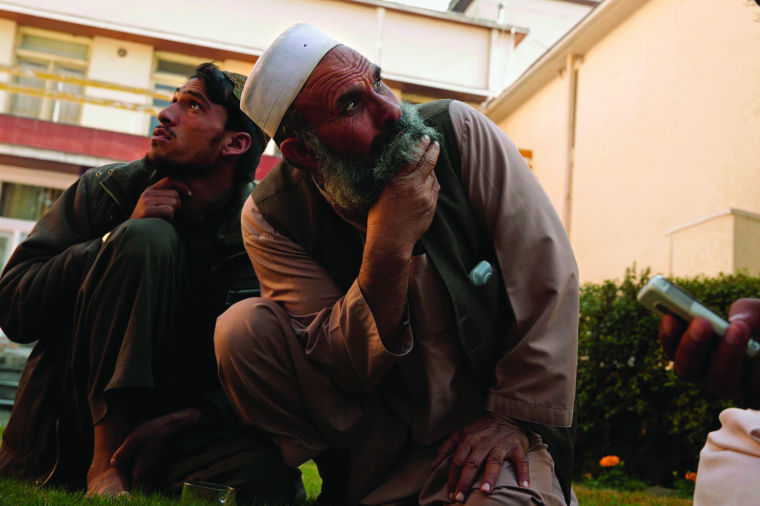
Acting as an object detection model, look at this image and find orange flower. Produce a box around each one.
[685,472,697,483]
[599,455,621,468]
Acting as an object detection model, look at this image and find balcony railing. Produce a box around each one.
[0,63,171,116]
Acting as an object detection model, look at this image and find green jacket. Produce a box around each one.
[0,159,257,485]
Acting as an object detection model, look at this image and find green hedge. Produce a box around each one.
[574,268,760,485]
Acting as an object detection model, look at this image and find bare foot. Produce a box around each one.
[86,465,130,497]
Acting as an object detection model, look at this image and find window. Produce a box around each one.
[0,225,28,273]
[0,233,10,270]
[9,28,91,125]
[0,182,62,272]
[148,53,205,134]
[0,168,72,274]
[0,182,63,222]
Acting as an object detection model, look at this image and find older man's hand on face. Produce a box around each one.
[365,135,440,256]
[358,135,439,349]
[432,413,530,503]
[659,297,760,407]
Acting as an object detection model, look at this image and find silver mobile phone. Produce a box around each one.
[637,275,760,358]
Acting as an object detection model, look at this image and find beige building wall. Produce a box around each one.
[495,0,760,283]
[667,213,734,279]
[499,74,569,223]
[222,59,255,77]
[668,210,760,278]
[735,211,760,275]
[81,37,154,135]
[571,0,760,282]
[382,10,490,90]
[10,0,520,97]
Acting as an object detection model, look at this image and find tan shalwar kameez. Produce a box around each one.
[215,101,579,505]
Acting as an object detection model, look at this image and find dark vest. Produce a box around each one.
[254,100,572,504]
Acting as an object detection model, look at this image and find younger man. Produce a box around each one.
[0,64,298,501]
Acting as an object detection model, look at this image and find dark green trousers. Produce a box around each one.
[34,218,298,502]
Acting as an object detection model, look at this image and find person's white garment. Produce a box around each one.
[694,408,760,505]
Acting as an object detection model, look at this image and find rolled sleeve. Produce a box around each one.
[450,100,579,427]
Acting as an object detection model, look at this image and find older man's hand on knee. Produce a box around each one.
[432,413,529,503]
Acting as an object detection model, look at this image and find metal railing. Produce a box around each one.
[0,63,172,116]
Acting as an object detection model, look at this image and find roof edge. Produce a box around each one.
[341,0,529,32]
[485,0,652,122]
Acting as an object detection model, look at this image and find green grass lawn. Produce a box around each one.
[0,465,320,505]
[0,459,692,505]
[574,488,691,505]
[0,428,690,505]
[299,460,321,499]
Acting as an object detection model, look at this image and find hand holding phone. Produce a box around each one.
[637,275,760,358]
[639,277,760,406]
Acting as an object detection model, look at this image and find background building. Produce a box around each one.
[449,0,599,87]
[0,0,529,271]
[4,0,756,285]
[0,0,532,422]
[486,0,760,283]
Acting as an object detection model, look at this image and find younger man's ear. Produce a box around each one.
[280,137,318,170]
[223,131,252,157]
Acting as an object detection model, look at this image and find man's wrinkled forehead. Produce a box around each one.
[294,46,373,114]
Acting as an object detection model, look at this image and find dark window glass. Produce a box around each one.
[20,34,88,60]
[0,183,63,221]
[148,83,174,134]
[155,59,196,77]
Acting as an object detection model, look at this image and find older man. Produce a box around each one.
[0,64,299,501]
[216,24,578,505]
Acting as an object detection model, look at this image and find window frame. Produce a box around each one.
[0,166,75,271]
[9,26,92,125]
[147,51,207,134]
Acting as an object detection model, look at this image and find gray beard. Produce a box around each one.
[301,102,440,216]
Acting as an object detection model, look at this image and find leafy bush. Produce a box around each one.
[582,456,648,491]
[574,268,760,485]
[672,471,697,498]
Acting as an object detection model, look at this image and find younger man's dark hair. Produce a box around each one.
[191,63,268,181]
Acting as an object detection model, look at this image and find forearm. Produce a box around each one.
[357,135,439,352]
[357,232,412,350]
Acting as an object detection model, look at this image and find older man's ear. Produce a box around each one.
[280,137,318,170]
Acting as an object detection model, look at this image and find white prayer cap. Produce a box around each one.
[241,23,340,138]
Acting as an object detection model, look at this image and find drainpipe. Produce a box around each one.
[563,53,582,238]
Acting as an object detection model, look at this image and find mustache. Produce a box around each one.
[300,101,440,215]
[153,125,175,139]
[370,114,410,156]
